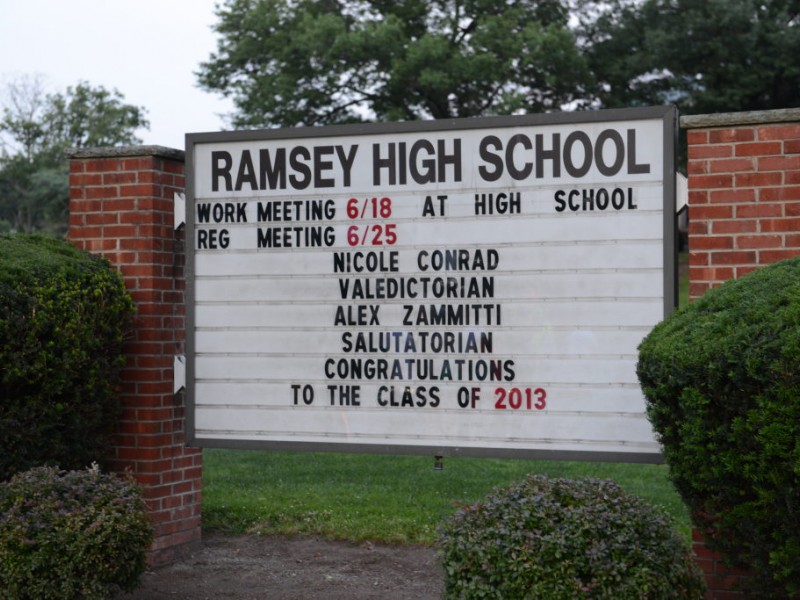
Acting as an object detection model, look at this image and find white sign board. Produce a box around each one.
[186,107,676,462]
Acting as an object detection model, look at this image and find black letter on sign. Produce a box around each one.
[478,136,503,182]
[260,148,286,190]
[506,134,533,180]
[211,151,232,192]
[627,129,651,174]
[594,129,625,176]
[564,132,592,178]
[290,146,312,189]
[235,150,257,191]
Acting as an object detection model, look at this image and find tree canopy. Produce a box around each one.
[0,78,148,233]
[199,0,800,129]
[197,0,593,127]
[577,0,800,114]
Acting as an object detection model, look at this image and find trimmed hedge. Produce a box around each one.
[0,465,152,599]
[0,234,134,481]
[439,474,705,599]
[637,256,800,597]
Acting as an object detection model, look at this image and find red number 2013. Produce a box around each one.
[494,387,547,410]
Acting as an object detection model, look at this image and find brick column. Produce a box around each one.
[683,108,800,301]
[682,109,800,598]
[67,146,201,567]
[691,529,751,599]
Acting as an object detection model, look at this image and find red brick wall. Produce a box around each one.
[684,110,800,301]
[67,146,201,567]
[683,108,800,598]
[692,528,752,600]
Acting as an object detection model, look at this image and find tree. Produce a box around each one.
[197,0,593,128]
[0,77,149,233]
[575,0,800,114]
[199,0,799,130]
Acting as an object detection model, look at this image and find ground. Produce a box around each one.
[120,534,445,600]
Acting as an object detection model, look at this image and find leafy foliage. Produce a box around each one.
[637,256,800,597]
[201,0,799,129]
[438,474,704,599]
[198,0,592,127]
[0,465,152,599]
[576,0,800,114]
[0,77,148,233]
[0,234,135,481]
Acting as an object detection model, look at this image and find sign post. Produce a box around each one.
[185,106,676,462]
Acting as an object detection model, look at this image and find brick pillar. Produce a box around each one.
[682,108,800,598]
[683,108,800,301]
[692,529,751,599]
[67,145,201,567]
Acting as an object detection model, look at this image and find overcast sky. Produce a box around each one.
[0,0,234,150]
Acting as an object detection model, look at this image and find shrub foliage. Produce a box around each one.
[0,234,134,481]
[637,256,800,597]
[0,465,153,599]
[439,474,704,599]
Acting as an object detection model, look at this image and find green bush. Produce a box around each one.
[438,474,704,599]
[0,234,134,481]
[637,256,800,597]
[0,465,153,599]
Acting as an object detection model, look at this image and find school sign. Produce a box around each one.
[185,106,677,462]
